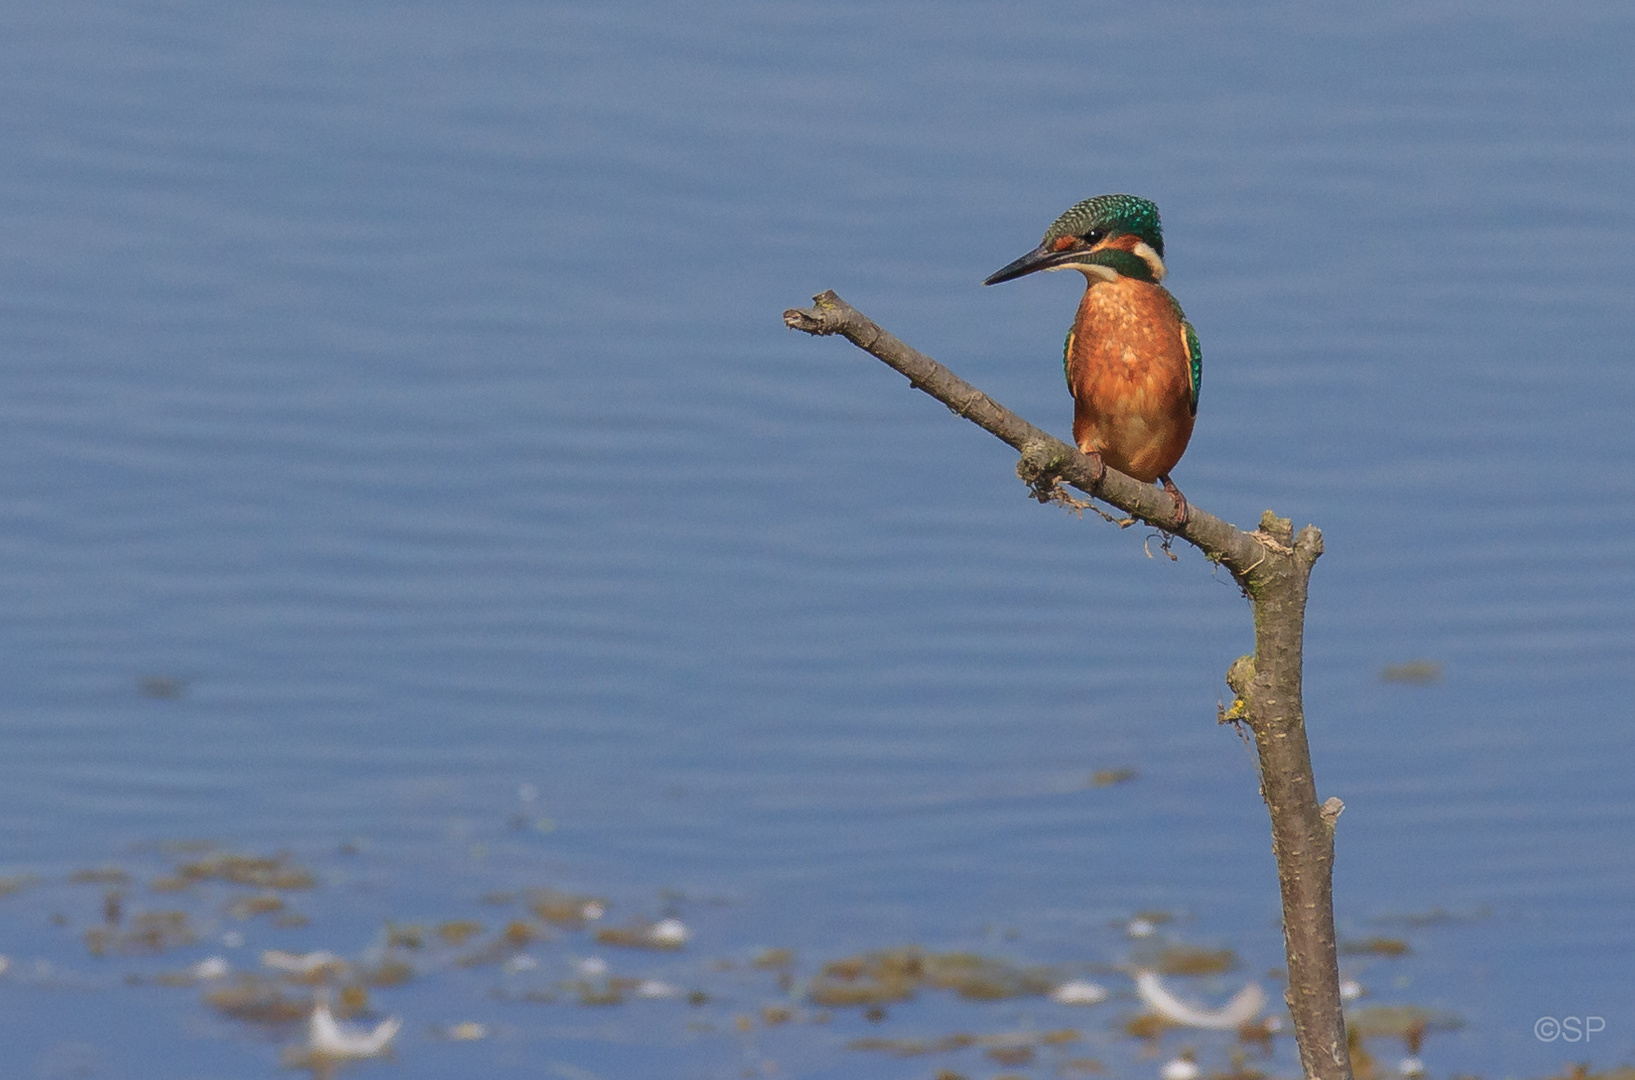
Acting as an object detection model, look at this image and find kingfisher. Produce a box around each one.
[984,194,1201,526]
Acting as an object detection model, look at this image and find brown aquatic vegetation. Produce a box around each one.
[454,921,547,967]
[1237,1016,1280,1051]
[1370,905,1489,927]
[854,1034,952,1055]
[227,893,285,919]
[810,947,1055,1007]
[68,867,131,884]
[0,874,40,897]
[1124,1013,1170,1041]
[262,950,350,984]
[360,958,415,987]
[987,1044,1035,1066]
[176,852,316,890]
[1345,1005,1461,1040]
[849,1028,1078,1060]
[576,981,628,1006]
[84,910,195,956]
[6,830,1512,1078]
[1338,937,1411,958]
[1211,1067,1271,1080]
[593,918,686,950]
[336,984,370,1015]
[204,975,311,1025]
[1380,661,1442,685]
[752,947,795,969]
[530,889,608,927]
[1346,1005,1463,1077]
[1148,945,1239,976]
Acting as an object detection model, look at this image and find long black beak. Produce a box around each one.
[982,243,1081,285]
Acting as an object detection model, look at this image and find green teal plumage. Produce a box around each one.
[1082,247,1160,283]
[1182,319,1202,416]
[1159,290,1202,416]
[1040,194,1164,258]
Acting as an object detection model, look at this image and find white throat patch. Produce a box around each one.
[1131,240,1167,281]
[1059,263,1118,283]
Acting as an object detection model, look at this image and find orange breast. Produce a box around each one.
[1065,277,1194,483]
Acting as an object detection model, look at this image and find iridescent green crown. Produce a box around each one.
[1040,194,1163,258]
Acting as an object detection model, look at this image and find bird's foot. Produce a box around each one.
[1159,474,1189,530]
[1083,448,1106,485]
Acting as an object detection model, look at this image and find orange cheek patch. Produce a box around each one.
[1051,236,1077,252]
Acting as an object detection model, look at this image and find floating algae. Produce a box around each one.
[986,1044,1034,1066]
[227,893,285,919]
[594,917,688,950]
[262,949,349,981]
[204,975,311,1025]
[361,957,415,987]
[1345,1005,1462,1040]
[68,867,130,885]
[530,890,608,927]
[0,874,39,898]
[456,920,549,966]
[808,947,1055,1007]
[436,920,484,945]
[0,834,1504,1079]
[176,852,315,890]
[1144,945,1239,976]
[849,1028,1078,1067]
[84,910,196,956]
[1379,661,1442,685]
[751,946,794,969]
[1339,937,1411,958]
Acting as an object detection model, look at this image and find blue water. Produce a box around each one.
[1,2,1633,1076]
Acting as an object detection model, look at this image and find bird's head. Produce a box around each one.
[983,194,1166,286]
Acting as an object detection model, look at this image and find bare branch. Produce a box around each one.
[785,290,1269,589]
[785,289,1353,1080]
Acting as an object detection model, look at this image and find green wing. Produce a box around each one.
[1163,291,1202,416]
[1182,320,1201,416]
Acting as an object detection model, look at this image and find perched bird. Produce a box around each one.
[984,194,1201,526]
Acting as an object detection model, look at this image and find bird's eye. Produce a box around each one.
[1080,229,1106,244]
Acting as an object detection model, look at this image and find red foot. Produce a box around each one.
[1084,448,1106,485]
[1159,474,1188,529]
